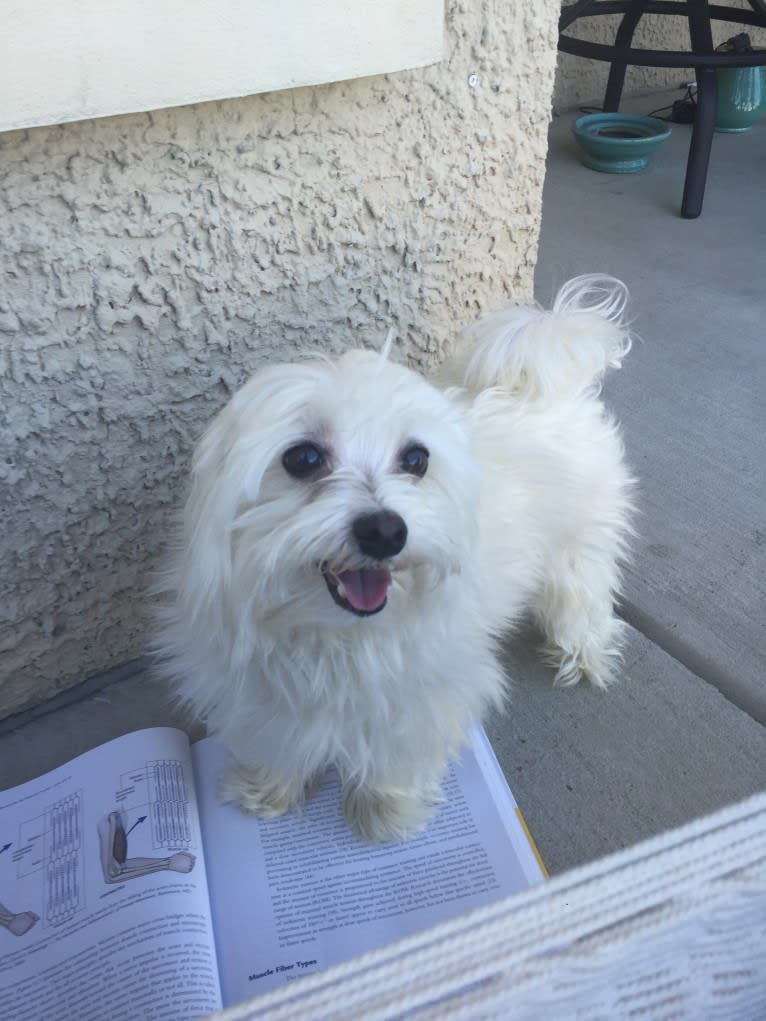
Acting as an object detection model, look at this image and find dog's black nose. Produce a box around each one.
[352,511,408,560]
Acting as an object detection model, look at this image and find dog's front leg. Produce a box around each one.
[342,777,444,843]
[219,760,313,819]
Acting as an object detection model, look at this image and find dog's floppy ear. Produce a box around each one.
[175,365,319,641]
[458,275,632,403]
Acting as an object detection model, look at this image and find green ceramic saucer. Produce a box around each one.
[573,113,672,174]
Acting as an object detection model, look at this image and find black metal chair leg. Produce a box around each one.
[682,0,717,217]
[604,0,651,111]
[681,67,718,218]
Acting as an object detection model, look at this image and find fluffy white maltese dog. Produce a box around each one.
[156,275,634,842]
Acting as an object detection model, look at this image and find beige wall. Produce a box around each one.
[0,0,561,718]
[554,5,766,111]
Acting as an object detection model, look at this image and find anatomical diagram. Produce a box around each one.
[98,810,195,884]
[0,901,39,937]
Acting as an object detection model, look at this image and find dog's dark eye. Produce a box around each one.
[400,444,429,478]
[282,442,325,479]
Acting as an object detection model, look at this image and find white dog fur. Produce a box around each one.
[155,275,634,842]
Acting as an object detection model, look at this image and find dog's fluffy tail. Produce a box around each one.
[457,274,632,403]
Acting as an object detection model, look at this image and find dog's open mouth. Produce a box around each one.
[323,567,392,616]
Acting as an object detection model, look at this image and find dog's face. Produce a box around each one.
[184,350,479,634]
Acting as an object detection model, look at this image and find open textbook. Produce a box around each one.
[0,725,545,1021]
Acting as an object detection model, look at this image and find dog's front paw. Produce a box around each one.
[219,762,307,819]
[544,613,628,689]
[343,784,440,843]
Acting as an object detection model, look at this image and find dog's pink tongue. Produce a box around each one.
[338,568,391,612]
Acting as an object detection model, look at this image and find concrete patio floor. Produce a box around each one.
[1,90,764,876]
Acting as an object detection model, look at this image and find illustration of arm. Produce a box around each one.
[0,901,39,936]
[98,811,195,884]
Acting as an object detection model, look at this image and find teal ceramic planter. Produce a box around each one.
[715,66,766,133]
[572,113,672,173]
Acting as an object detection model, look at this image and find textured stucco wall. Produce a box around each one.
[0,1,561,718]
[554,5,766,111]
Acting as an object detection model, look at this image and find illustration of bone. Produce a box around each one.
[0,901,39,937]
[98,811,196,884]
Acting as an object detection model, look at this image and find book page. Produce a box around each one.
[0,727,222,1021]
[194,728,544,1006]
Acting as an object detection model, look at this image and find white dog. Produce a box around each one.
[155,275,634,842]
